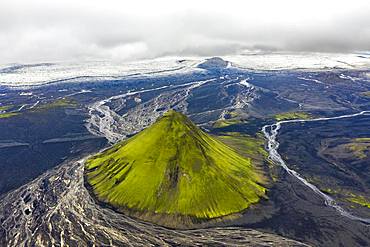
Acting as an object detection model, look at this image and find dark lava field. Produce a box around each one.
[0,58,369,246]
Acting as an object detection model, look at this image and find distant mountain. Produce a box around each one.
[197,57,229,70]
[85,110,266,228]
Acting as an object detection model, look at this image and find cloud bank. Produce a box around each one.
[0,0,369,63]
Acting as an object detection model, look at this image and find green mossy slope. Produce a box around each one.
[274,111,312,121]
[85,110,266,226]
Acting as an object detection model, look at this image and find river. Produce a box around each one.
[262,110,370,224]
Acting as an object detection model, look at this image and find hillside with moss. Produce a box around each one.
[85,110,266,228]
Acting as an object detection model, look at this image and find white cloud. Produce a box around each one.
[0,0,369,63]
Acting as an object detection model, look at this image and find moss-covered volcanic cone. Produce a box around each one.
[85,110,266,227]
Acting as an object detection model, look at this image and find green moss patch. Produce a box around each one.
[347,195,370,209]
[216,133,268,160]
[0,105,13,111]
[274,112,312,121]
[213,119,242,128]
[33,98,77,111]
[321,188,337,195]
[345,138,370,159]
[0,112,19,119]
[213,110,243,128]
[0,105,19,119]
[85,110,266,227]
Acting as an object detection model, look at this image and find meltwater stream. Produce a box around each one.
[262,110,370,224]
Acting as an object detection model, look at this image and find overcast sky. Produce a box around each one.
[0,0,369,63]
